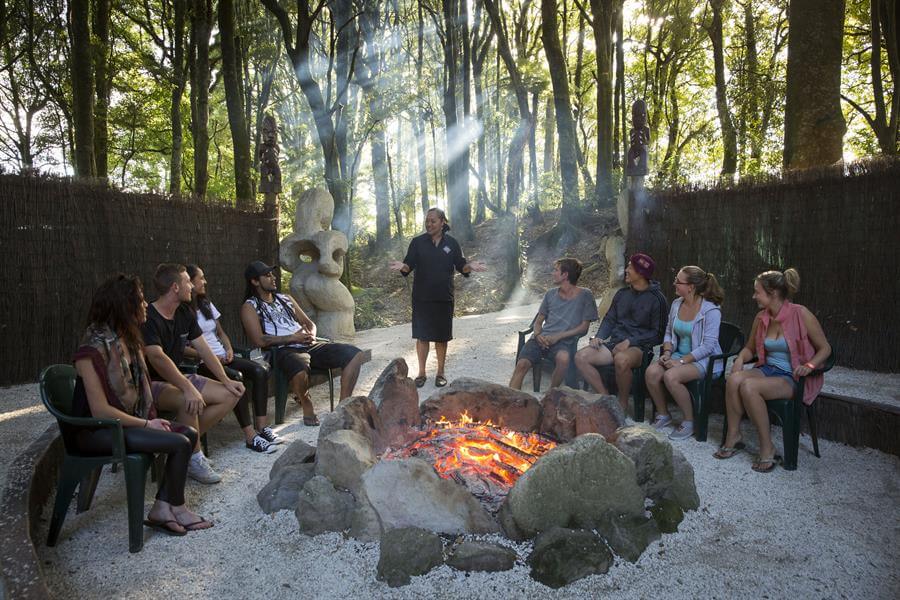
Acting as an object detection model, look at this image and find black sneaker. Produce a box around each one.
[258,426,283,445]
[247,434,277,454]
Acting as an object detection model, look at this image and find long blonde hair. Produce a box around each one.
[756,268,800,300]
[680,266,724,305]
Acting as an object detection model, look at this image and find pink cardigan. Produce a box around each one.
[754,301,824,405]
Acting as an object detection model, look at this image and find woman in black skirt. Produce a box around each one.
[389,207,486,388]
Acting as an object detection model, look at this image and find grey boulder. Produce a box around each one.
[528,527,612,588]
[446,541,517,572]
[315,429,376,493]
[295,475,356,536]
[421,378,542,432]
[257,462,316,515]
[539,387,625,442]
[376,527,444,587]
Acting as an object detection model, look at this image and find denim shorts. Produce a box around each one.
[756,364,794,383]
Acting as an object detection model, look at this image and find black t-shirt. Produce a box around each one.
[401,232,469,301]
[142,303,202,380]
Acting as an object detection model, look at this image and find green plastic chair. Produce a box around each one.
[579,346,655,421]
[40,364,154,553]
[684,321,745,442]
[270,346,335,424]
[722,348,836,471]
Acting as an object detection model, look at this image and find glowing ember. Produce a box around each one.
[383,412,557,512]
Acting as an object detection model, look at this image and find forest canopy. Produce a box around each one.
[0,0,896,239]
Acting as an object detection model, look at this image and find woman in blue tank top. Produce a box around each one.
[646,266,725,440]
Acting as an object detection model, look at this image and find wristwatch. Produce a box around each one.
[679,359,685,365]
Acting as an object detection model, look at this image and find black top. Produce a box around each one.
[594,281,668,349]
[141,303,202,380]
[402,232,469,301]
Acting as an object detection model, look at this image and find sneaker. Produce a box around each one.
[188,453,222,484]
[651,414,672,430]
[247,434,278,454]
[257,426,283,445]
[669,422,694,440]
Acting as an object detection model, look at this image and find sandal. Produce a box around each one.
[143,518,187,537]
[435,375,447,388]
[414,375,427,388]
[713,446,743,460]
[752,455,782,473]
[303,414,320,426]
[179,517,214,532]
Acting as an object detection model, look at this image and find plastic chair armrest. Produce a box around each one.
[233,346,252,359]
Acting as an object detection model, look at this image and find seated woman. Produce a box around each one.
[184,265,280,453]
[715,268,830,472]
[71,274,212,535]
[646,266,724,440]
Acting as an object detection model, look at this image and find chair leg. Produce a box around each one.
[781,409,801,471]
[200,433,209,458]
[124,454,150,553]
[76,466,103,513]
[532,365,542,393]
[721,414,729,447]
[275,369,288,425]
[47,464,80,547]
[632,371,645,422]
[328,369,335,412]
[807,403,821,458]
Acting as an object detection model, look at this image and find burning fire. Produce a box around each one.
[383,412,557,511]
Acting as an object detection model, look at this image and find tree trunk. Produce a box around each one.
[91,0,109,180]
[481,0,534,213]
[615,7,625,168]
[219,0,253,206]
[69,0,95,178]
[743,1,762,170]
[170,0,187,194]
[783,0,846,168]
[542,0,580,225]
[707,0,737,176]
[543,99,555,173]
[589,0,618,204]
[190,0,211,198]
[528,90,540,212]
[333,0,354,178]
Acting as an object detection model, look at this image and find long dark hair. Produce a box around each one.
[87,274,145,350]
[185,264,214,320]
[680,265,725,305]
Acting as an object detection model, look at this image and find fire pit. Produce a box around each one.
[382,412,557,512]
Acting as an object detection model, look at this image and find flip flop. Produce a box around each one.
[143,518,187,537]
[414,375,427,388]
[435,375,447,387]
[303,414,320,426]
[179,517,214,532]
[713,446,743,460]
[751,455,783,473]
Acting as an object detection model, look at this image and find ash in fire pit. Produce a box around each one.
[382,412,557,512]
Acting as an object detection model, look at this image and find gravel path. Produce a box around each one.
[3,303,898,599]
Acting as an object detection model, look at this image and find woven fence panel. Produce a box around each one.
[0,175,278,385]
[627,159,900,372]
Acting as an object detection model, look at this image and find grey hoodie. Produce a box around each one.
[594,281,668,349]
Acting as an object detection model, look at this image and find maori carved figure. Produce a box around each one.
[625,99,650,177]
[279,188,355,339]
[259,114,282,194]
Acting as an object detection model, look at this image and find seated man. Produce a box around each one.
[510,258,598,390]
[575,252,667,414]
[142,264,244,484]
[240,261,366,426]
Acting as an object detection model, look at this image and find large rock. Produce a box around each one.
[613,425,700,511]
[362,458,499,535]
[447,541,517,572]
[269,440,316,481]
[318,395,383,450]
[539,387,625,442]
[528,527,612,588]
[421,378,542,432]
[369,358,421,452]
[295,475,356,535]
[376,527,444,587]
[503,434,644,538]
[649,498,684,533]
[257,462,316,515]
[596,512,660,563]
[347,488,383,542]
[315,429,376,493]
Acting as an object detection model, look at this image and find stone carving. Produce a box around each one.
[625,99,650,177]
[279,188,355,339]
[258,114,282,194]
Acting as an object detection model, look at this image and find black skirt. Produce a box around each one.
[411,300,454,342]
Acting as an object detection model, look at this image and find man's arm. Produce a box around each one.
[143,344,205,414]
[189,335,244,397]
[543,320,591,346]
[594,289,622,340]
[240,302,305,348]
[287,295,316,341]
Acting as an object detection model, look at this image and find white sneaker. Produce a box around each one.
[651,415,672,430]
[669,422,694,440]
[188,453,222,484]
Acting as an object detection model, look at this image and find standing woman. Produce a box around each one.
[72,274,211,535]
[715,268,830,472]
[645,266,724,440]
[184,265,281,453]
[389,207,486,388]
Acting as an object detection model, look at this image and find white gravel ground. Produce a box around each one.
[4,303,899,599]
